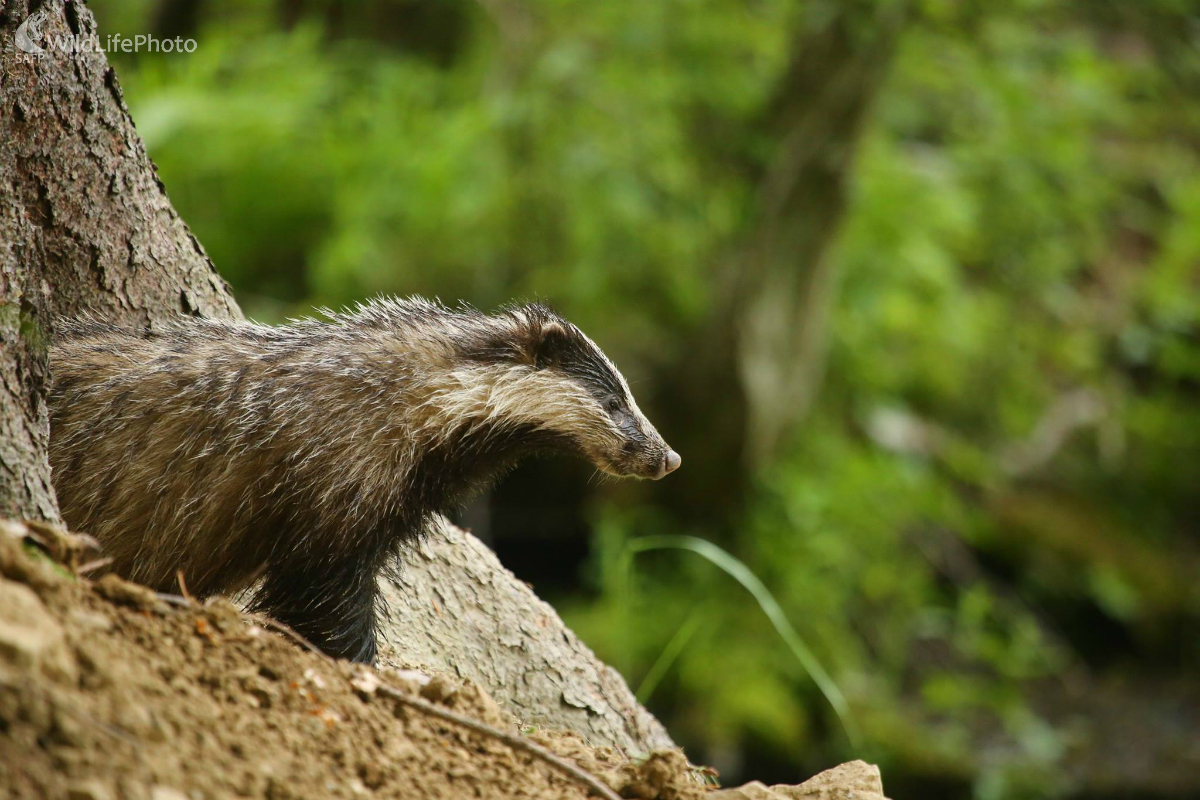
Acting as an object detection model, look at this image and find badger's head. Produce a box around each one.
[429,302,680,481]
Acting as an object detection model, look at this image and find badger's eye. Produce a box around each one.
[605,397,623,415]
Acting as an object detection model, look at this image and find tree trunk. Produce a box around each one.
[734,2,907,466]
[0,0,673,757]
[379,518,675,755]
[660,3,907,527]
[0,0,240,523]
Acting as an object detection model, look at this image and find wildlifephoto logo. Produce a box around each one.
[12,7,197,62]
[14,11,46,56]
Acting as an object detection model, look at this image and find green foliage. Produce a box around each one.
[90,0,1199,795]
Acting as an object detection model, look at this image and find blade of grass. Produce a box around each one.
[635,610,705,704]
[625,534,860,746]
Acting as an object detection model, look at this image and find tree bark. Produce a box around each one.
[0,0,673,756]
[379,517,675,755]
[0,0,240,522]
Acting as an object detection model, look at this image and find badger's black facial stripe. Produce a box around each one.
[559,346,625,399]
[442,304,635,433]
[457,308,627,400]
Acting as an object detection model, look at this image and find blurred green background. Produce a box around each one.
[89,1,1200,797]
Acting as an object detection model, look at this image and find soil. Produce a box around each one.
[0,522,885,800]
[0,525,705,800]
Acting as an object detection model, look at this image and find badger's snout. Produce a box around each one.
[652,449,681,480]
[596,442,681,480]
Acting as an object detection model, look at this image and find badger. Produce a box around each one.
[48,297,679,662]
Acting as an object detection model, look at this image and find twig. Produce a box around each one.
[377,687,622,800]
[999,388,1106,476]
[152,593,623,800]
[251,616,624,800]
[76,556,113,575]
[175,569,194,603]
[153,591,191,607]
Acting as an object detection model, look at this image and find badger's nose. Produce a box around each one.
[656,450,681,479]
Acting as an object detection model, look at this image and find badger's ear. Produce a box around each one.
[529,320,568,369]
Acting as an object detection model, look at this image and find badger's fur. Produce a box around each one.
[48,297,679,662]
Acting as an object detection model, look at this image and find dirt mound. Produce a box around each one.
[0,522,885,799]
[0,524,705,799]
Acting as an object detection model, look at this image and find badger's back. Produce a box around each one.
[48,317,413,596]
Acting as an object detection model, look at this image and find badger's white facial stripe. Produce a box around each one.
[413,365,623,456]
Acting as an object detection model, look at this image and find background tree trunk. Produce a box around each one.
[661,1,907,527]
[0,0,672,756]
[734,2,906,465]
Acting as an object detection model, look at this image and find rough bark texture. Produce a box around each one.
[0,0,674,756]
[0,0,240,522]
[379,517,676,755]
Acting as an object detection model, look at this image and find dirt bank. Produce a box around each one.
[0,522,886,800]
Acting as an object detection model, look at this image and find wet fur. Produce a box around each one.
[48,297,672,662]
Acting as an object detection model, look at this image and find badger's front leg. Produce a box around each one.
[250,549,382,663]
